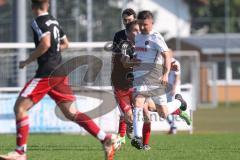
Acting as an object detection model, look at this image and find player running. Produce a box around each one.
[111,8,137,144]
[128,10,191,150]
[138,57,190,150]
[0,1,120,160]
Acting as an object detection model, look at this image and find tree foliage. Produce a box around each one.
[185,0,240,33]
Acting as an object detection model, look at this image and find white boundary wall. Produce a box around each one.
[0,86,193,134]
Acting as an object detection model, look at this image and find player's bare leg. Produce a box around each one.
[58,101,121,160]
[148,95,191,125]
[0,97,34,160]
[114,89,134,143]
[124,108,134,140]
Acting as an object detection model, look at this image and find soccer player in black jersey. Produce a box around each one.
[111,8,138,143]
[0,1,120,160]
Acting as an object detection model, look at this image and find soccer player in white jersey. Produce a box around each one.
[130,10,191,150]
[166,57,181,134]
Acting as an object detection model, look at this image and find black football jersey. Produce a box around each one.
[31,13,65,77]
[111,29,134,90]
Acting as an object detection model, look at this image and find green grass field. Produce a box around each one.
[0,134,240,160]
[1,106,240,160]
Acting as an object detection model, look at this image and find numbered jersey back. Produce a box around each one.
[31,13,66,78]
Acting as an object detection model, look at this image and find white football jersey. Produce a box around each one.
[133,30,169,92]
[134,30,169,65]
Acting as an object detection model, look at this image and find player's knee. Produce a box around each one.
[58,101,77,121]
[162,112,168,119]
[159,110,168,119]
[14,105,20,115]
[14,104,27,116]
[134,99,145,108]
[63,112,75,121]
[14,97,34,116]
[134,95,145,108]
[156,108,168,119]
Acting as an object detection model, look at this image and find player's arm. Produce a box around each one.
[60,36,69,51]
[171,61,181,95]
[157,35,172,86]
[160,50,172,86]
[162,50,171,75]
[172,73,180,95]
[19,34,51,69]
[112,33,121,54]
[59,26,69,51]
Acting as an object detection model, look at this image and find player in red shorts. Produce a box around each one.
[0,1,120,160]
[111,8,138,143]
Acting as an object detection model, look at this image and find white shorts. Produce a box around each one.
[151,94,167,106]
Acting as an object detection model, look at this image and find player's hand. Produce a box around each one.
[171,61,179,71]
[125,110,133,124]
[159,74,168,86]
[19,60,28,69]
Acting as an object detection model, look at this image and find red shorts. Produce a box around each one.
[114,87,134,114]
[20,77,76,104]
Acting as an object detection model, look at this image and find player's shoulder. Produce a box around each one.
[151,30,164,41]
[115,29,125,35]
[114,29,126,39]
[34,14,58,26]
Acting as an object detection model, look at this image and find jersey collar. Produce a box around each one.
[140,30,155,36]
[38,12,49,17]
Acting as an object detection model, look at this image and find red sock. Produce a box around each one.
[118,117,126,137]
[142,122,151,145]
[75,112,101,138]
[172,108,181,115]
[16,116,29,154]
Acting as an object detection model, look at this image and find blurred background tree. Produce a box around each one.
[185,0,240,33]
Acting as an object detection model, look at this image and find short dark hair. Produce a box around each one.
[137,10,153,20]
[125,20,138,33]
[31,0,49,9]
[122,8,136,19]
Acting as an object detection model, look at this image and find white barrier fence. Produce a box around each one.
[0,86,193,134]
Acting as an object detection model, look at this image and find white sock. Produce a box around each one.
[133,107,144,138]
[167,114,176,128]
[167,114,173,123]
[97,130,106,141]
[166,99,181,115]
[16,144,27,153]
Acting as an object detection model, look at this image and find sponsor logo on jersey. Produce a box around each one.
[46,20,59,26]
[135,47,147,52]
[145,41,149,45]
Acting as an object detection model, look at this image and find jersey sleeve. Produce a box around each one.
[31,19,50,41]
[59,26,66,40]
[155,34,169,53]
[112,33,121,53]
[175,60,181,75]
